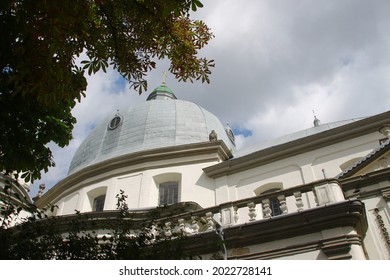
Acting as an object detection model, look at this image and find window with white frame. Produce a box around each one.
[159,182,179,205]
[86,186,107,212]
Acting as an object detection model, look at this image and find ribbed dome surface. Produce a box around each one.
[68,97,235,174]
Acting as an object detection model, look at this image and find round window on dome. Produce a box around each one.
[108,116,122,130]
[225,126,236,146]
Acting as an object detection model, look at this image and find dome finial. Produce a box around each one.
[162,71,167,86]
[312,110,321,127]
[146,79,177,101]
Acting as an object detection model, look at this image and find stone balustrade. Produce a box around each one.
[156,179,345,236]
[35,179,346,238]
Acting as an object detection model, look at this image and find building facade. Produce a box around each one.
[30,84,390,259]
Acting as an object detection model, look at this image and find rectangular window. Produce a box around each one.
[270,198,282,216]
[159,182,179,205]
[260,188,283,217]
[93,195,106,212]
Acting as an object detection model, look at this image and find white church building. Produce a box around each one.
[6,83,390,259]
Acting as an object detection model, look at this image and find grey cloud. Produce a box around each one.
[30,0,390,196]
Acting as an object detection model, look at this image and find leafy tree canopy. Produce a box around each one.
[0,0,214,182]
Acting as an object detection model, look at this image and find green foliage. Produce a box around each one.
[0,189,197,260]
[0,0,213,182]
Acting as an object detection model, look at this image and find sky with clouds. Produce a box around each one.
[30,0,390,196]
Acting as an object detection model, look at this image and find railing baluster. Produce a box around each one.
[191,216,199,233]
[312,187,319,206]
[233,206,239,223]
[262,199,272,218]
[178,218,185,233]
[205,212,215,231]
[164,222,172,237]
[247,202,257,221]
[294,191,304,210]
[278,195,288,214]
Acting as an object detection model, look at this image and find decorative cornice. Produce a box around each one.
[373,208,390,251]
[337,139,390,179]
[232,234,361,260]
[36,141,232,208]
[341,166,390,196]
[321,235,356,260]
[382,190,390,201]
[183,199,367,257]
[28,198,367,259]
[204,110,390,178]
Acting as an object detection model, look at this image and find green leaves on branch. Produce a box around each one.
[81,59,109,75]
[167,17,215,84]
[0,0,213,182]
[191,0,204,11]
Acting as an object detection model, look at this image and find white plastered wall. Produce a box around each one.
[53,160,219,214]
[214,132,382,207]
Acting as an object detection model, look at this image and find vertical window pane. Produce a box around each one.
[260,188,282,217]
[93,195,106,212]
[270,198,282,216]
[159,182,178,205]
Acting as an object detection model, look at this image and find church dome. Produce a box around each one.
[68,85,235,174]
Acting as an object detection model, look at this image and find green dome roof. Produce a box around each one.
[146,84,177,100]
[68,98,236,175]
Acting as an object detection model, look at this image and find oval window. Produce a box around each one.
[108,116,122,130]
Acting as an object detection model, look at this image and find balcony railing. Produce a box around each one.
[156,178,346,236]
[32,179,346,237]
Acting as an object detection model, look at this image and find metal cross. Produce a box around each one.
[162,71,167,85]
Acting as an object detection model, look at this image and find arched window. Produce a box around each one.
[86,186,107,212]
[159,182,178,205]
[153,173,181,206]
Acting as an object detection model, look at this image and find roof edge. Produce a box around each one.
[36,140,232,208]
[204,110,390,178]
